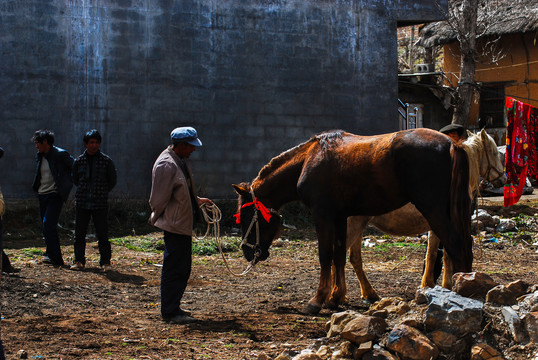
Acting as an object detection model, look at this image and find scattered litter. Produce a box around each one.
[363,238,376,248]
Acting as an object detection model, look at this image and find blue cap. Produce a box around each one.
[170,127,202,146]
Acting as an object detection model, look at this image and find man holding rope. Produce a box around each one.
[149,127,212,324]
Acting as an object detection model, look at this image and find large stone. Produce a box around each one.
[496,218,517,232]
[428,330,457,352]
[340,315,388,345]
[330,350,345,360]
[258,353,272,360]
[275,351,294,360]
[429,330,471,355]
[470,343,504,360]
[415,288,429,305]
[518,290,538,313]
[452,272,498,299]
[354,341,374,359]
[488,280,530,305]
[524,312,538,344]
[472,209,498,228]
[386,324,439,360]
[424,286,484,335]
[327,310,360,338]
[292,350,322,360]
[501,306,526,343]
[486,285,519,305]
[316,346,330,358]
[338,341,355,358]
[399,318,421,330]
[506,280,529,296]
[362,347,400,360]
[368,297,411,316]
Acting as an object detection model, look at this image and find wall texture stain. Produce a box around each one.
[0,0,447,200]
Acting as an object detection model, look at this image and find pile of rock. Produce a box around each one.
[268,272,538,360]
[472,209,518,233]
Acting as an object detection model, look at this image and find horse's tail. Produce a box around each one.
[450,143,473,271]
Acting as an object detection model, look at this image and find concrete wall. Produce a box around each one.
[0,0,447,200]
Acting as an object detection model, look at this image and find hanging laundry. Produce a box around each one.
[504,97,538,206]
[527,106,538,180]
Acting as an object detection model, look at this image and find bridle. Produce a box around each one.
[481,139,505,185]
[233,188,279,266]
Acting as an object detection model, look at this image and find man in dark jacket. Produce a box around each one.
[0,147,18,275]
[32,130,74,266]
[70,130,117,270]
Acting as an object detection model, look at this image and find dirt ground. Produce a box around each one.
[1,202,538,359]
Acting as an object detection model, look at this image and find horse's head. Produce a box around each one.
[472,129,507,188]
[232,183,281,263]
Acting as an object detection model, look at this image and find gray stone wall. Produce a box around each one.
[0,0,447,200]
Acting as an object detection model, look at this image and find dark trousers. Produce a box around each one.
[161,231,192,318]
[74,207,111,266]
[38,193,64,265]
[1,251,11,273]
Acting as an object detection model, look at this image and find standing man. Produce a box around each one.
[71,130,117,270]
[0,146,8,360]
[0,147,18,275]
[439,123,465,143]
[0,147,5,360]
[32,130,74,267]
[149,126,212,324]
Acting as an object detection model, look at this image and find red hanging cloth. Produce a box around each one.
[504,97,536,206]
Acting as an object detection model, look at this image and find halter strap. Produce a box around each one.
[482,141,505,183]
[234,189,278,255]
[233,197,272,224]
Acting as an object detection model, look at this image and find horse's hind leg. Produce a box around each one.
[326,218,348,308]
[421,231,440,288]
[441,250,453,289]
[345,216,379,302]
[420,207,469,289]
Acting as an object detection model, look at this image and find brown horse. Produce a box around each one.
[343,129,507,302]
[233,128,472,314]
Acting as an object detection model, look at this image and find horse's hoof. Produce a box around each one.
[361,294,381,304]
[362,295,380,304]
[326,298,348,309]
[301,303,322,315]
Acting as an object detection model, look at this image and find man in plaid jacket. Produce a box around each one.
[70,130,117,270]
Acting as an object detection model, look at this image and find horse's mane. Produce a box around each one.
[314,130,344,151]
[462,133,484,198]
[256,130,345,181]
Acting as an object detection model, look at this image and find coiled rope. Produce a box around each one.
[194,202,255,276]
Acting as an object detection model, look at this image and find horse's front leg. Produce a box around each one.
[303,217,337,314]
[327,217,348,308]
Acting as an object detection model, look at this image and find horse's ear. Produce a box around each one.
[479,128,487,140]
[232,183,250,196]
[467,130,474,137]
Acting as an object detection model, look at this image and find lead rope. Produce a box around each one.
[194,202,256,277]
[473,193,481,260]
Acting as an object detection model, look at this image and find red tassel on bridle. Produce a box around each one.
[233,198,272,224]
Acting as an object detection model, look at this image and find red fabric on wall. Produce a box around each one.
[504,97,538,206]
[527,107,538,180]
